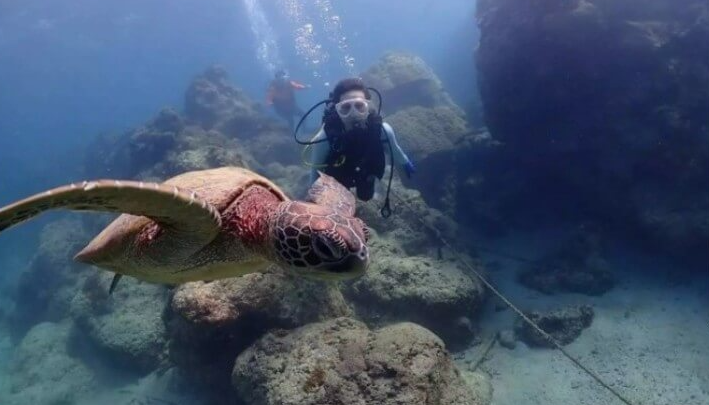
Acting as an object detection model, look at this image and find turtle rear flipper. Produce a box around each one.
[0,179,222,264]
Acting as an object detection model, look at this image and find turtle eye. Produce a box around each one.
[312,234,344,261]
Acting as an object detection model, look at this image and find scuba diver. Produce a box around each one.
[266,69,309,131]
[296,77,415,214]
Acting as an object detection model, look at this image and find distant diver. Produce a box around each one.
[294,77,415,217]
[266,69,309,131]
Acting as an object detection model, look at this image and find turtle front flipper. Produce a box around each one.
[0,179,222,265]
[307,172,356,216]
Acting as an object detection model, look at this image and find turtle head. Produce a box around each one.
[270,196,370,281]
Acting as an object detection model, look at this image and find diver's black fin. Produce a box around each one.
[109,274,123,295]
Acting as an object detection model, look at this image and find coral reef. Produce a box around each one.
[475,0,709,258]
[517,231,615,295]
[344,244,485,347]
[70,274,169,373]
[515,305,595,348]
[233,317,491,405]
[2,321,96,405]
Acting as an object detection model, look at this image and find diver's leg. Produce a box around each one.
[356,176,376,201]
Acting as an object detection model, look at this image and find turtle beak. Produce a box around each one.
[321,249,369,280]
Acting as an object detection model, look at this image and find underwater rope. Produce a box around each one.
[470,333,498,372]
[390,191,639,405]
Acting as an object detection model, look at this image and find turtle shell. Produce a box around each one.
[78,167,289,281]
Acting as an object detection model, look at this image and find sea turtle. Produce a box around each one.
[0,167,370,290]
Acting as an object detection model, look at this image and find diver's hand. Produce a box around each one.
[403,161,416,178]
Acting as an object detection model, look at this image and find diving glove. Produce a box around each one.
[403,161,416,178]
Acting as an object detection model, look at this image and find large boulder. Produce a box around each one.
[384,107,500,232]
[356,181,459,256]
[385,106,470,163]
[475,0,709,258]
[357,52,504,235]
[2,321,96,405]
[361,52,458,113]
[515,305,595,348]
[70,274,169,373]
[344,245,485,347]
[166,269,351,399]
[233,317,491,405]
[258,163,310,199]
[156,126,254,178]
[244,130,303,169]
[184,65,270,135]
[125,108,182,172]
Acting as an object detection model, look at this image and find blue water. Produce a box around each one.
[0,0,476,267]
[0,1,706,405]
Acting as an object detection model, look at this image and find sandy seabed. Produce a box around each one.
[456,231,709,405]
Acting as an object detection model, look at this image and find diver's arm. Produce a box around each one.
[290,80,308,90]
[382,123,412,166]
[309,128,329,184]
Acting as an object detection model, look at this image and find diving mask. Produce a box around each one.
[335,97,370,122]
